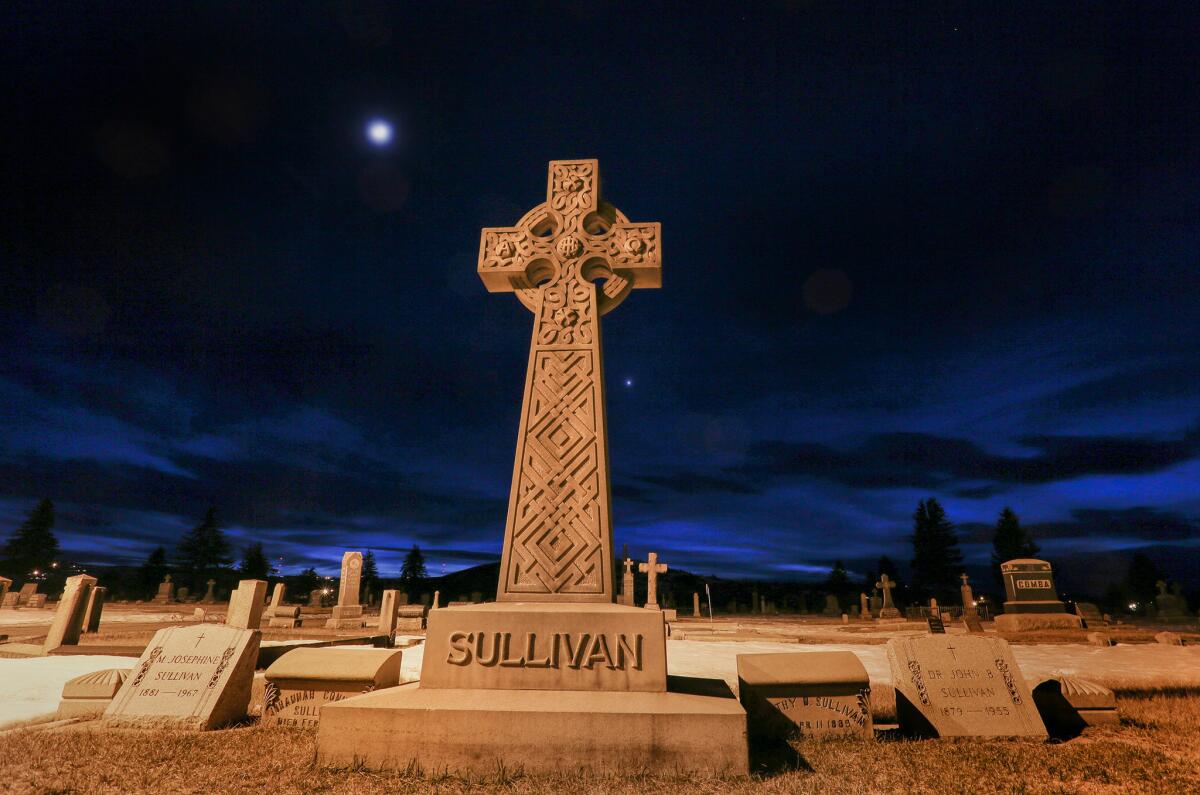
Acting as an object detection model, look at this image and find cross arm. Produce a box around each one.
[477,225,553,293]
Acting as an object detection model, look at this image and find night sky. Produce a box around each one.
[5,3,1198,593]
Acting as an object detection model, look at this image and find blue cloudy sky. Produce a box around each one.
[4,3,1198,594]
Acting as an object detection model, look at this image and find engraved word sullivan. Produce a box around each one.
[446,631,643,670]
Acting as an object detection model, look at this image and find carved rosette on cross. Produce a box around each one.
[478,160,662,602]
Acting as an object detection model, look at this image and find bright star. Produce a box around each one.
[623,377,634,387]
[366,119,393,146]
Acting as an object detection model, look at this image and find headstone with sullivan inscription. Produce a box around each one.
[887,635,1046,738]
[103,623,260,729]
[737,651,872,739]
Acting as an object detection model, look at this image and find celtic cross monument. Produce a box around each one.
[478,159,661,602]
[317,160,746,774]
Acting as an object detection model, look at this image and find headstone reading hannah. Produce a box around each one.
[887,635,1046,738]
[104,623,261,729]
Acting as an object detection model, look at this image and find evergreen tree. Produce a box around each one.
[825,560,850,595]
[2,498,60,579]
[399,544,428,592]
[175,507,232,590]
[238,542,271,580]
[910,497,963,601]
[296,566,320,596]
[138,546,169,597]
[1126,553,1161,608]
[362,549,381,601]
[990,507,1039,584]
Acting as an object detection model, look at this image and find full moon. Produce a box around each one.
[366,119,394,146]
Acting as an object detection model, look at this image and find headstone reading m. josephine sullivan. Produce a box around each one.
[104,623,260,729]
[317,160,746,775]
[887,635,1047,738]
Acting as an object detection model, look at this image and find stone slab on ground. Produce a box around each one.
[1029,674,1118,734]
[995,613,1084,632]
[317,681,748,775]
[57,667,130,719]
[263,647,403,728]
[887,635,1047,739]
[737,651,871,739]
[103,623,260,730]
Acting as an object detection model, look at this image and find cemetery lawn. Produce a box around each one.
[0,693,1195,794]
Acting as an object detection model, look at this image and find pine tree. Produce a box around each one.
[825,560,850,595]
[1126,553,1161,608]
[990,507,1039,584]
[296,567,320,596]
[175,507,232,590]
[238,542,271,580]
[399,545,427,593]
[910,497,963,602]
[362,549,381,602]
[138,546,168,597]
[2,498,60,580]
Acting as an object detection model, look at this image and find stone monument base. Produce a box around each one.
[317,682,748,774]
[995,613,1083,632]
[1001,600,1067,614]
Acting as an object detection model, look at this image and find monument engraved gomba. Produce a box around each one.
[318,160,747,773]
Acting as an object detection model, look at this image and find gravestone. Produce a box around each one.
[104,623,261,729]
[638,552,668,610]
[1087,631,1113,647]
[202,579,217,604]
[926,614,946,634]
[620,556,635,607]
[869,590,882,617]
[822,594,840,617]
[43,574,97,651]
[309,589,323,608]
[395,604,426,631]
[960,573,977,615]
[1028,675,1118,733]
[326,551,364,629]
[0,576,11,607]
[962,613,984,634]
[153,575,175,604]
[737,652,872,739]
[176,586,189,602]
[431,590,440,609]
[2,591,18,608]
[1155,631,1183,646]
[378,589,399,635]
[887,635,1047,738]
[859,592,869,618]
[58,668,131,719]
[83,585,107,633]
[268,583,286,615]
[27,593,47,608]
[226,579,267,629]
[693,592,701,618]
[1074,602,1104,627]
[18,583,38,606]
[876,574,901,620]
[1153,580,1190,621]
[317,160,746,775]
[263,647,403,728]
[996,559,1082,631]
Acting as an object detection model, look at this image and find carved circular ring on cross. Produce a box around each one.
[509,200,635,316]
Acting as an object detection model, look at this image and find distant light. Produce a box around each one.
[1128,603,1137,610]
[366,119,393,146]
[623,377,634,388]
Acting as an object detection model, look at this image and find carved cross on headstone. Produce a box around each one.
[479,160,661,602]
[638,552,668,610]
[876,574,896,610]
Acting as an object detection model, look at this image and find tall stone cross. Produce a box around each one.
[876,573,896,610]
[479,160,661,602]
[638,552,668,610]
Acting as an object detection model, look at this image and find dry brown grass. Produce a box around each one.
[1,693,1197,795]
